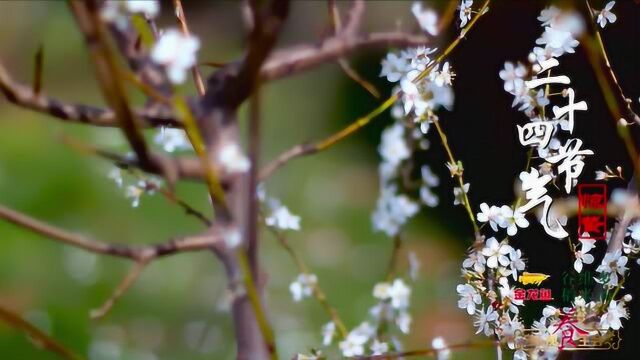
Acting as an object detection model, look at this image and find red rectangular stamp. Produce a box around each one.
[577,184,607,240]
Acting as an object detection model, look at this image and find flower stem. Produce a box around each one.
[433,119,480,236]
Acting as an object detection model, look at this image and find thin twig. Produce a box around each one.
[269,227,348,338]
[0,303,83,360]
[433,119,480,236]
[583,0,640,188]
[172,0,206,96]
[327,0,380,98]
[90,258,150,319]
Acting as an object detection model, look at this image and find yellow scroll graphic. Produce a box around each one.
[518,272,550,286]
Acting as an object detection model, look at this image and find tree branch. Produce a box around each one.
[260,31,430,82]
[0,204,221,261]
[69,0,154,168]
[0,58,179,128]
[0,303,82,360]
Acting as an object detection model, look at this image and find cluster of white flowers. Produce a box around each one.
[338,322,377,357]
[107,167,162,208]
[218,143,251,174]
[289,273,317,302]
[258,185,301,232]
[374,6,458,237]
[477,203,529,236]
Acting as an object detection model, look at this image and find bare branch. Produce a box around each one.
[90,259,150,319]
[0,59,179,128]
[0,204,220,261]
[327,0,379,98]
[0,303,82,360]
[260,95,398,180]
[260,32,430,82]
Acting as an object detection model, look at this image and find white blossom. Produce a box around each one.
[101,0,159,28]
[265,205,301,231]
[535,26,579,58]
[432,62,454,87]
[453,183,470,205]
[459,0,473,28]
[370,339,389,355]
[108,167,123,187]
[396,310,412,334]
[223,228,242,249]
[595,249,628,287]
[372,185,419,237]
[477,203,504,232]
[125,181,146,207]
[573,237,595,273]
[508,249,526,280]
[474,306,498,336]
[125,0,159,17]
[432,337,451,360]
[380,52,408,82]
[374,279,411,310]
[499,206,529,236]
[218,143,251,174]
[597,1,617,28]
[498,277,523,314]
[321,322,335,346]
[154,127,191,153]
[600,299,627,330]
[627,221,640,242]
[151,29,200,84]
[456,283,481,315]
[499,62,527,94]
[289,273,317,302]
[462,250,486,273]
[379,124,410,167]
[339,322,374,357]
[481,237,513,269]
[412,2,439,36]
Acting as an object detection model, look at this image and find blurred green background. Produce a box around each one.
[0,1,493,359]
